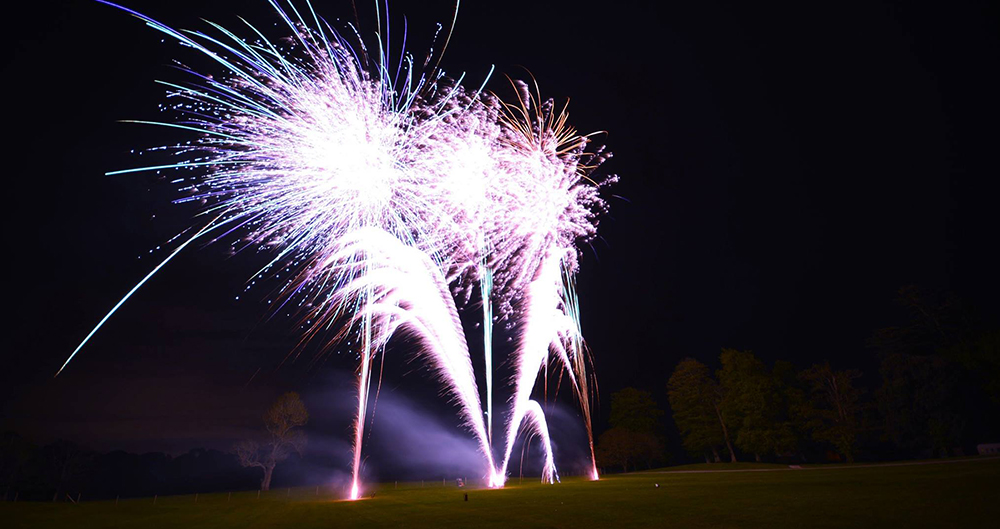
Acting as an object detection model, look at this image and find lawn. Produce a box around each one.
[4,458,998,528]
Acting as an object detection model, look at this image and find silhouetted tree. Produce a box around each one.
[944,329,1000,407]
[877,353,964,456]
[43,440,92,502]
[869,286,969,357]
[235,392,308,491]
[869,286,1000,452]
[718,349,796,461]
[798,363,865,462]
[610,387,664,433]
[772,360,811,458]
[595,427,663,472]
[667,358,735,462]
[970,330,1000,406]
[597,388,667,470]
[0,432,34,500]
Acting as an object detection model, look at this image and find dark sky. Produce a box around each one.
[3,0,998,471]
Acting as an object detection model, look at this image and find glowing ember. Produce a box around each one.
[64,0,613,496]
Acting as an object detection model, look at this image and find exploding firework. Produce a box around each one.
[64,0,614,498]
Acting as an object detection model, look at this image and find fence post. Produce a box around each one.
[195,493,198,503]
[154,494,157,505]
[257,490,260,500]
[315,486,319,496]
[115,495,119,506]
[287,487,290,498]
[228,492,231,502]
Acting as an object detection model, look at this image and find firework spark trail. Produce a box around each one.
[325,228,496,490]
[480,262,494,448]
[55,219,223,377]
[519,399,558,483]
[68,0,614,496]
[489,81,613,483]
[352,284,374,501]
[497,254,565,483]
[559,270,600,480]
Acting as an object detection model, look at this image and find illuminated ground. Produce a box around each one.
[5,458,998,528]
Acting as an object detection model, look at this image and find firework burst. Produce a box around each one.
[65,0,615,497]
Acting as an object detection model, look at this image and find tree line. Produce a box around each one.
[1,393,309,501]
[598,286,1000,469]
[0,436,262,502]
[667,351,866,463]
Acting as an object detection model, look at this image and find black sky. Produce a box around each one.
[3,0,998,464]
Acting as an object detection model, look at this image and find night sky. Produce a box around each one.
[4,0,998,473]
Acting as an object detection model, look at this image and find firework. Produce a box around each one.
[66,0,614,497]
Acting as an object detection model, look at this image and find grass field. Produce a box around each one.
[4,458,999,528]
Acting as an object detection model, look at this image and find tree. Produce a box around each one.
[876,353,963,456]
[667,358,736,462]
[868,285,998,454]
[772,360,811,456]
[718,349,796,461]
[597,388,667,470]
[234,392,308,491]
[595,427,663,472]
[959,330,1000,406]
[798,363,865,462]
[43,440,92,502]
[1,432,34,499]
[610,387,664,434]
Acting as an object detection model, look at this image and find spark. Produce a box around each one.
[56,218,222,377]
[70,0,615,496]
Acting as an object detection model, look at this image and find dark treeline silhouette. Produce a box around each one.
[603,286,1000,467]
[666,352,868,463]
[0,434,260,502]
[0,393,314,501]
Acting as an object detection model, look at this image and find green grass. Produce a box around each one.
[4,458,999,528]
